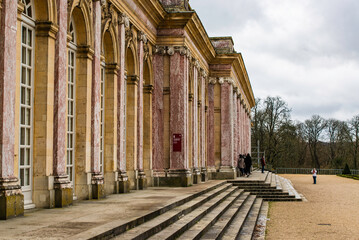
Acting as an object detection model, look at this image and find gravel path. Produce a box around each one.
[266,174,359,240]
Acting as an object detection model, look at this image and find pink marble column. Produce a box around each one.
[169,49,189,170]
[220,79,234,169]
[237,96,241,155]
[200,71,207,181]
[233,89,238,167]
[90,1,104,197]
[53,0,68,180]
[0,0,23,219]
[192,62,199,179]
[137,32,146,187]
[152,47,165,172]
[207,80,215,169]
[117,14,129,192]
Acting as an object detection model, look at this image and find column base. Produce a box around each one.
[212,166,236,180]
[192,168,201,184]
[91,173,105,199]
[138,171,147,190]
[154,169,192,187]
[201,168,208,182]
[0,178,24,220]
[116,171,130,193]
[54,175,73,208]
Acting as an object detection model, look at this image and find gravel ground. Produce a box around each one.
[266,174,359,240]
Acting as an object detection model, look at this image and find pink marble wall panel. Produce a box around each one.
[169,52,188,170]
[192,67,198,168]
[207,84,215,168]
[220,82,233,167]
[0,0,17,178]
[152,54,164,170]
[137,40,144,171]
[117,24,126,173]
[91,1,101,173]
[53,0,68,176]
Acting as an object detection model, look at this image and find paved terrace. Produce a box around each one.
[0,171,275,240]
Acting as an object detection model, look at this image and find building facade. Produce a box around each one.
[0,0,255,219]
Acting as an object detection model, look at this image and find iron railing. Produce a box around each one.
[275,168,359,175]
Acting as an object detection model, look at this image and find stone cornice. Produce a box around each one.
[77,45,95,59]
[143,84,154,94]
[127,75,139,85]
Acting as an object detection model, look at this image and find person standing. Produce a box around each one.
[238,154,245,177]
[311,168,317,184]
[260,156,266,173]
[244,153,252,177]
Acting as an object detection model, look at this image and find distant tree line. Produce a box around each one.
[251,96,359,170]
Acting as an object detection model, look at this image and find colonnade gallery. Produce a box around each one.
[0,0,255,219]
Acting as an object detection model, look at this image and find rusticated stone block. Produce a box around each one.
[92,183,105,199]
[0,193,24,220]
[55,188,72,208]
[117,180,130,193]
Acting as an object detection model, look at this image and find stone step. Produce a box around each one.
[147,186,239,240]
[176,190,247,240]
[219,195,257,240]
[247,191,290,195]
[198,192,252,240]
[112,183,232,240]
[251,193,295,199]
[263,197,302,202]
[238,198,264,240]
[264,171,272,185]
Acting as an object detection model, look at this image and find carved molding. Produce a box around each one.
[125,27,134,48]
[137,31,147,43]
[101,1,116,31]
[153,45,166,55]
[200,68,208,79]
[167,46,175,56]
[143,84,154,94]
[193,59,200,71]
[153,45,191,58]
[127,75,139,85]
[143,43,150,61]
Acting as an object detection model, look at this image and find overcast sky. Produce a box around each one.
[190,0,359,122]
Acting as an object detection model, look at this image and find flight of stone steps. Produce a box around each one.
[100,171,301,240]
[228,171,302,202]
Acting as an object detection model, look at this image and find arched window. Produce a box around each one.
[67,19,76,185]
[19,0,35,207]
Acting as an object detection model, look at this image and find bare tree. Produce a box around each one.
[326,119,340,166]
[349,115,359,169]
[304,115,326,168]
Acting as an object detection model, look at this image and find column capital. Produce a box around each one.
[137,31,148,43]
[209,77,217,85]
[218,77,233,85]
[200,68,208,79]
[118,12,130,28]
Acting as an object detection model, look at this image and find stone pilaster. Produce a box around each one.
[0,0,23,219]
[116,13,129,193]
[219,77,235,179]
[90,0,104,199]
[53,0,72,207]
[237,94,241,155]
[137,32,146,189]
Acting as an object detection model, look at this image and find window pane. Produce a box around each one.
[21,67,26,84]
[27,68,31,85]
[25,168,30,186]
[26,88,31,105]
[25,108,31,125]
[20,169,24,186]
[27,29,32,46]
[27,6,32,18]
[20,148,25,165]
[21,108,25,125]
[20,128,25,145]
[26,128,30,145]
[25,148,30,166]
[22,27,26,44]
[21,87,25,104]
[22,47,26,64]
[27,49,32,66]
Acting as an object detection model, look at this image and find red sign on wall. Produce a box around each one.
[173,134,182,152]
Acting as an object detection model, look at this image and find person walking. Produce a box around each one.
[311,168,317,184]
[260,156,266,173]
[244,153,252,177]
